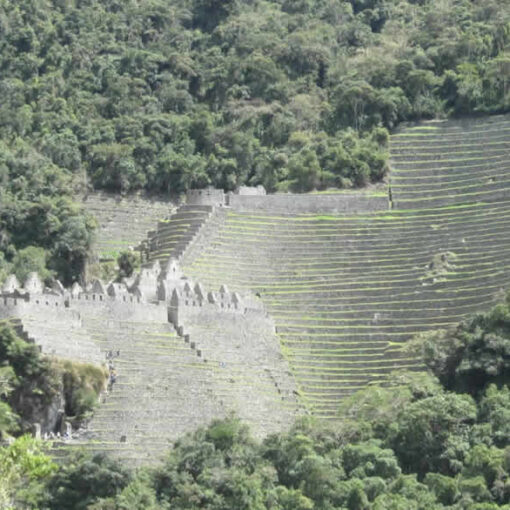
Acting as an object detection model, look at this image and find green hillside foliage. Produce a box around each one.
[0,323,107,439]
[409,293,510,397]
[1,292,509,509]
[1,0,508,196]
[0,435,57,510]
[1,0,509,281]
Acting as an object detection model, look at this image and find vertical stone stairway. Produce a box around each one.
[72,313,226,465]
[144,205,214,263]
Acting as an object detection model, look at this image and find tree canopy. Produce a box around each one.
[1,0,509,282]
[2,292,510,508]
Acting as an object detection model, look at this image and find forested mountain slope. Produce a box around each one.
[0,0,509,279]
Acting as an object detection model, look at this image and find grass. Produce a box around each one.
[117,114,510,416]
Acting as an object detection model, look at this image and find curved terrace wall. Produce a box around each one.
[227,191,388,214]
[159,113,510,418]
[390,115,510,209]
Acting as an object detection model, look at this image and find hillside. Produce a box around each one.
[168,114,510,417]
[2,0,510,507]
[2,110,510,505]
[1,0,510,286]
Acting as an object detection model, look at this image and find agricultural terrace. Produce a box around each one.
[179,114,510,418]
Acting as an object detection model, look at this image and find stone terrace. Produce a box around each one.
[81,192,174,260]
[390,115,510,209]
[161,114,510,419]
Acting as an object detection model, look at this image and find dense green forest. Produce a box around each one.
[1,0,510,283]
[1,290,510,509]
[0,321,106,439]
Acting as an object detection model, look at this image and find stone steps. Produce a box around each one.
[145,204,213,262]
[177,115,510,412]
[81,192,175,260]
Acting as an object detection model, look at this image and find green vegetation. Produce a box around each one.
[1,0,509,282]
[0,322,106,438]
[1,0,510,505]
[1,0,508,195]
[1,292,510,509]
[0,435,57,510]
[116,251,141,280]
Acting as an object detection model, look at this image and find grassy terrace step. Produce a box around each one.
[390,151,509,166]
[391,170,510,189]
[193,264,510,294]
[389,117,510,209]
[390,137,510,151]
[215,218,510,239]
[169,116,510,410]
[391,173,510,195]
[220,203,510,230]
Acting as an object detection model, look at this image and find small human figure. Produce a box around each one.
[109,369,117,391]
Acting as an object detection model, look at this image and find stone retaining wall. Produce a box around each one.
[226,192,388,213]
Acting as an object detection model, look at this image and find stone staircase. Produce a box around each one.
[81,192,174,260]
[144,205,214,263]
[71,313,226,464]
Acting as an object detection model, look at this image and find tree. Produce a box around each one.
[117,251,139,280]
[288,148,322,191]
[11,246,51,284]
[392,392,477,476]
[0,435,57,509]
[192,0,238,32]
[409,294,510,395]
[45,452,131,510]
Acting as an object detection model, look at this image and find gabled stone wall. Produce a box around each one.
[0,259,301,464]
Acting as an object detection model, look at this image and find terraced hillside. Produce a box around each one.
[145,205,215,262]
[151,114,510,419]
[76,314,224,464]
[81,192,174,260]
[42,288,297,464]
[390,115,510,209]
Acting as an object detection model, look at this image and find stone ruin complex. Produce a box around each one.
[1,114,510,463]
[0,258,301,463]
